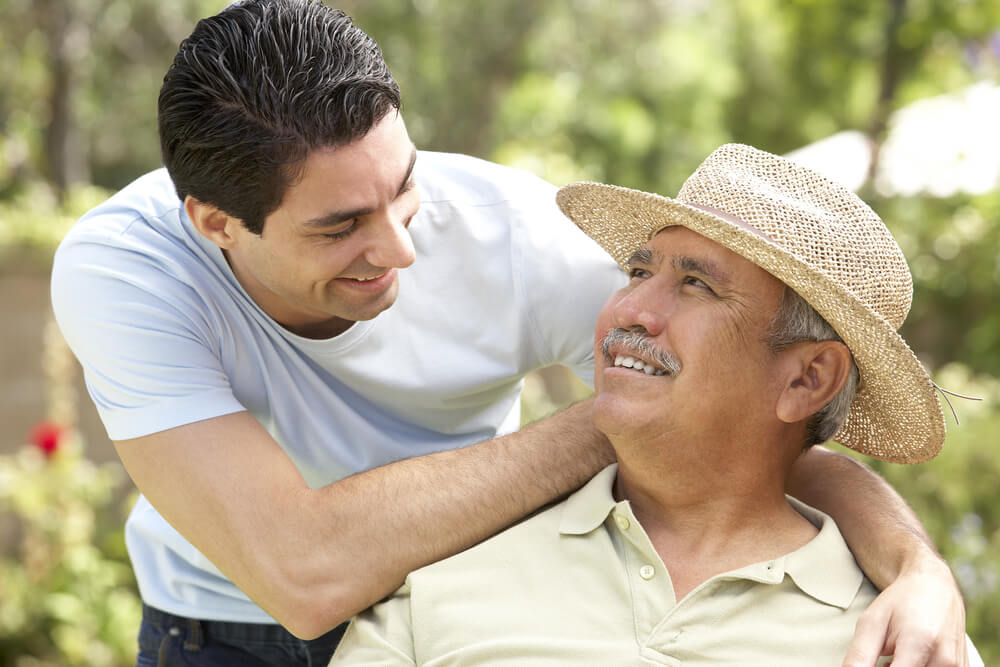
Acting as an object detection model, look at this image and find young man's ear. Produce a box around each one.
[775,341,852,424]
[185,196,240,249]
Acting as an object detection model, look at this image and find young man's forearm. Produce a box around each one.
[296,398,614,635]
[788,447,970,666]
[117,398,613,639]
[786,445,940,587]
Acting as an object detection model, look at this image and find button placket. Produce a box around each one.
[617,504,677,646]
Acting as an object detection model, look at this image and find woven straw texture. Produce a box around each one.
[557,143,945,463]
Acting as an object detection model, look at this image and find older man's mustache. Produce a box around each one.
[600,328,682,376]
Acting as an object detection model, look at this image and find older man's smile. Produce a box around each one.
[611,355,669,375]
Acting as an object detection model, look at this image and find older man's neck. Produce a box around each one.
[614,446,818,601]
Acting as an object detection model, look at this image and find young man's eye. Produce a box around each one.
[323,224,356,241]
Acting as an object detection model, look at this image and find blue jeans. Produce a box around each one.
[136,604,347,667]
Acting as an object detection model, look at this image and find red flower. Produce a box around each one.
[29,421,65,458]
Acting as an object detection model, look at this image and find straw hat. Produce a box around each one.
[557,143,944,463]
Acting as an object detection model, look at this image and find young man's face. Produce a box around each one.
[592,225,788,450]
[223,111,420,338]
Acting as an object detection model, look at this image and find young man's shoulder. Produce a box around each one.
[414,151,557,208]
[65,168,183,240]
[52,167,229,328]
[54,168,214,281]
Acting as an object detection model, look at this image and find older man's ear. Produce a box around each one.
[775,341,853,425]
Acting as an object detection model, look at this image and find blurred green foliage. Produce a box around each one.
[0,435,141,666]
[1,0,998,662]
[0,183,109,251]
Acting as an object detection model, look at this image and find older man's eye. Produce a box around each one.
[683,276,714,292]
[628,267,650,280]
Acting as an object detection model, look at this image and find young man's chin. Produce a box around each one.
[337,280,401,321]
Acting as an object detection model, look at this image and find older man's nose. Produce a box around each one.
[611,287,666,337]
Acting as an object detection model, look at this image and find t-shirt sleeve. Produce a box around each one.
[51,231,245,441]
[512,185,626,389]
[967,634,985,667]
[330,581,417,664]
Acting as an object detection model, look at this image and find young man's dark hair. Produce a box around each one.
[158,0,401,235]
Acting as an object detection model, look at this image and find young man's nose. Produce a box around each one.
[366,212,416,269]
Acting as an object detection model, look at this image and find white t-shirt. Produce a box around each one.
[51,151,625,623]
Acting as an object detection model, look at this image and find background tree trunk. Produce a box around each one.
[867,0,907,182]
[41,0,90,199]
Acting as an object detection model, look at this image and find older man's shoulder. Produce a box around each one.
[413,496,568,584]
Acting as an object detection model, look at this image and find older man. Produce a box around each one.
[331,144,980,665]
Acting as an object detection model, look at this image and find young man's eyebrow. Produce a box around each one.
[394,147,418,197]
[304,147,418,229]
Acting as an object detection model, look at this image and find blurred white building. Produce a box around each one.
[786,81,1000,197]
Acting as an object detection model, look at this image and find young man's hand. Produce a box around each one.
[841,554,970,667]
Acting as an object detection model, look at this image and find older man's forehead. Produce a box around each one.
[638,225,789,300]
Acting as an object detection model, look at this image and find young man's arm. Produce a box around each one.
[787,446,968,667]
[113,399,612,640]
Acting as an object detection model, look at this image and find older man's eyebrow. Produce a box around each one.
[303,147,418,229]
[626,247,660,267]
[672,255,730,285]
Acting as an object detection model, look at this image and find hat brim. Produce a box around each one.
[557,182,945,464]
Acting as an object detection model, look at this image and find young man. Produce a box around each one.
[332,144,981,666]
[51,2,967,665]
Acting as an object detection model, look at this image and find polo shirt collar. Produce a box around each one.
[559,464,864,610]
[771,496,866,609]
[559,463,619,535]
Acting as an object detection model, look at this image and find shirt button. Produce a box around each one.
[615,514,631,531]
[639,564,655,580]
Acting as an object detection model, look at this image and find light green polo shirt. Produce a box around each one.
[333,464,880,665]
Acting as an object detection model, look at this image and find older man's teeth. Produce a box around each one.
[613,355,666,376]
